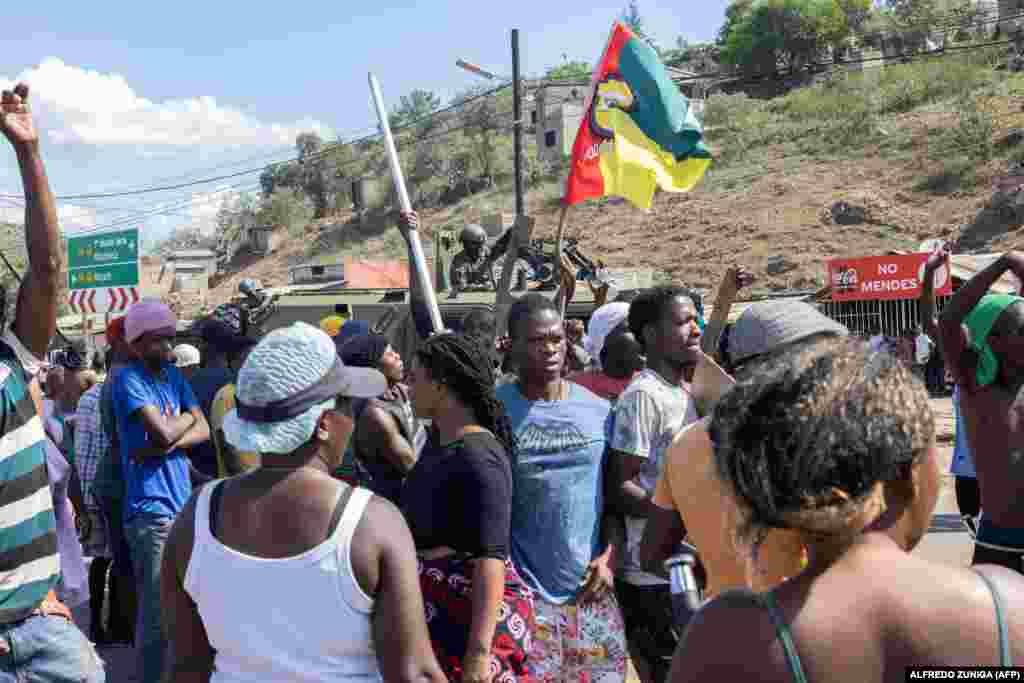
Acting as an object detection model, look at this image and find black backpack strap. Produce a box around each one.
[208,480,227,541]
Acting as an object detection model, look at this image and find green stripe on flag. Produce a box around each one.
[616,36,706,161]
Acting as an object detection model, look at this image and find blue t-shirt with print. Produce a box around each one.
[112,362,198,522]
[497,381,612,605]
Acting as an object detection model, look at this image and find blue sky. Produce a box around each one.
[0,0,729,244]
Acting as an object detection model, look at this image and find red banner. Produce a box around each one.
[827,253,952,302]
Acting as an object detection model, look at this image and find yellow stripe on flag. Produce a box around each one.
[596,108,712,209]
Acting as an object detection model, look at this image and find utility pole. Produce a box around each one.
[512,29,524,219]
[495,28,528,339]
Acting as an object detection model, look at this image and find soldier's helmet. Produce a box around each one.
[459,224,488,246]
[238,278,262,297]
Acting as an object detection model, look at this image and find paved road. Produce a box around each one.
[70,597,139,683]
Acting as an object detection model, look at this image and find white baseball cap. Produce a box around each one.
[173,344,201,368]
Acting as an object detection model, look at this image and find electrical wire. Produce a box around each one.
[535,6,1024,91]
[59,94,533,235]
[0,82,512,202]
[17,35,1016,239]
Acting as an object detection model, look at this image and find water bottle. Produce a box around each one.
[665,544,703,630]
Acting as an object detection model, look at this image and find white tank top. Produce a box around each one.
[185,481,381,682]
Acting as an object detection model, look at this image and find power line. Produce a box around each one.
[68,112,525,236]
[507,7,1022,92]
[22,40,1012,238]
[62,109,523,235]
[0,82,513,203]
[69,182,264,236]
[675,13,1024,88]
[43,119,383,199]
[49,43,1001,235]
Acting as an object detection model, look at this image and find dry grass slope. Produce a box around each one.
[165,48,1024,314]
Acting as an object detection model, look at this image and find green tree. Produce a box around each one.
[875,0,979,47]
[389,89,442,134]
[256,188,315,235]
[621,0,659,51]
[463,96,506,186]
[662,37,717,68]
[295,133,332,218]
[545,61,592,82]
[719,0,870,74]
[451,83,496,107]
[259,160,300,199]
[718,0,755,46]
[215,196,236,237]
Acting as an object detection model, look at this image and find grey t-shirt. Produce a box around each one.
[610,369,697,586]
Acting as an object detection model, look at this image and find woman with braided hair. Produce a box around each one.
[672,338,1024,683]
[402,332,536,683]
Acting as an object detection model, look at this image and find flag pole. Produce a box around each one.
[368,73,444,334]
[554,204,571,318]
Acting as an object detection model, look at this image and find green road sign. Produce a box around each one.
[67,228,139,290]
[68,262,139,290]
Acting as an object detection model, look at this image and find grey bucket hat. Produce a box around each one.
[728,300,848,363]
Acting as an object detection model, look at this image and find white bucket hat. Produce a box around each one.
[222,322,387,455]
[173,344,201,368]
[585,302,631,369]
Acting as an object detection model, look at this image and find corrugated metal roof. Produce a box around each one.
[949,254,1019,294]
[293,255,346,268]
[168,249,216,259]
[343,260,412,289]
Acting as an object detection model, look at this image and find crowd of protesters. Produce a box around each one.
[6,78,1024,683]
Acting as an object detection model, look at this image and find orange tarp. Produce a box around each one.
[342,259,435,289]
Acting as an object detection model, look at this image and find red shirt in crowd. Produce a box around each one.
[569,371,635,402]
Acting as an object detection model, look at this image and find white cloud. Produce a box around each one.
[57,205,100,234]
[1,58,333,147]
[0,203,98,234]
[179,186,260,238]
[0,207,20,225]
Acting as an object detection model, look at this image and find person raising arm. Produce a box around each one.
[938,252,1024,573]
[3,84,61,362]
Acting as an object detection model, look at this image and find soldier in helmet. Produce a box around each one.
[449,223,529,294]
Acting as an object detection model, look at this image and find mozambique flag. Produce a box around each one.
[564,22,712,209]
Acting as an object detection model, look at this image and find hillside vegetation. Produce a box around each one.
[148,48,1024,313]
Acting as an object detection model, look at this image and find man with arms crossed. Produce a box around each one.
[112,300,209,682]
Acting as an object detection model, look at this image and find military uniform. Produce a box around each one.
[450,244,529,291]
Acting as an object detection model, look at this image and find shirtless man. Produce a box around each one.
[939,251,1024,572]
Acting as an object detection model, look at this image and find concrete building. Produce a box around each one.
[534,84,587,163]
[162,249,218,293]
[248,225,284,255]
[534,65,706,163]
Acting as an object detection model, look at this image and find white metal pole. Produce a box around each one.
[368,73,444,333]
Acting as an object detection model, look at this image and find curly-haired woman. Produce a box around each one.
[674,338,1024,682]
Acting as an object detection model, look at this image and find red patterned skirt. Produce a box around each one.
[418,554,536,682]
